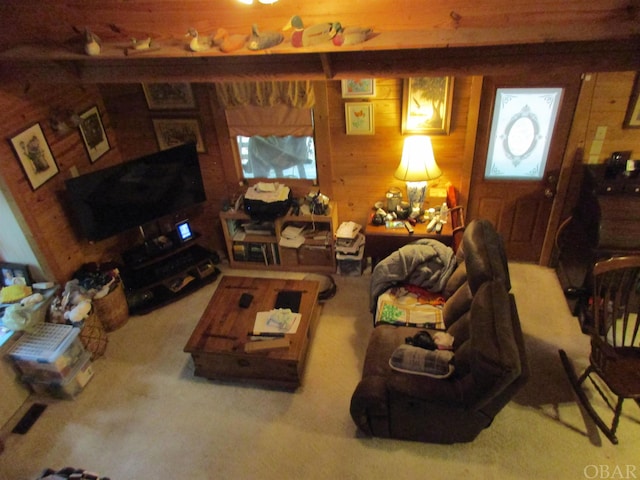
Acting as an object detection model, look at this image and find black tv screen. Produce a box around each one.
[65,143,206,242]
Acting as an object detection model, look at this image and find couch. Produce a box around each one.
[350,219,529,443]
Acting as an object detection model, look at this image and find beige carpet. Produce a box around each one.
[1,263,639,480]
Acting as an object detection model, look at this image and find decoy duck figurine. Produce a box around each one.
[284,15,339,48]
[332,26,373,46]
[186,28,213,52]
[213,28,247,53]
[130,36,153,50]
[84,28,101,56]
[247,24,284,51]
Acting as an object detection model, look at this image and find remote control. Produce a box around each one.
[404,221,414,234]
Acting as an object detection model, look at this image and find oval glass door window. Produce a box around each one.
[485,88,563,180]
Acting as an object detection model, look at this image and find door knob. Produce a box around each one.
[544,188,555,198]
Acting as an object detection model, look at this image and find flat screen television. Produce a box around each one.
[65,143,206,242]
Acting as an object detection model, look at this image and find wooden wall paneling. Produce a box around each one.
[328,77,471,226]
[0,82,124,283]
[101,82,230,255]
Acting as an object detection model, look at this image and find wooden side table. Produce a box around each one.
[364,221,453,268]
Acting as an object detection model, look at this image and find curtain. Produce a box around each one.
[215,81,315,109]
[218,81,315,137]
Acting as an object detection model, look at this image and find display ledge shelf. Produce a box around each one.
[1,26,639,83]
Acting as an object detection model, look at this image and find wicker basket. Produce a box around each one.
[94,281,129,332]
[79,307,108,360]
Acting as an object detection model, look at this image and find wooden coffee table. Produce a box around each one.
[184,275,320,389]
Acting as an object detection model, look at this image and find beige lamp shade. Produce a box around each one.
[394,136,442,182]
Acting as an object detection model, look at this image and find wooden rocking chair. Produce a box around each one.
[559,255,640,444]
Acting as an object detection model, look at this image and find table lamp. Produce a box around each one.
[394,136,442,214]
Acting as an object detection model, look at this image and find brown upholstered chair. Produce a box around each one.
[559,255,640,444]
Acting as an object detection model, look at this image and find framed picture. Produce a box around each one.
[79,105,110,163]
[485,87,563,180]
[341,79,375,98]
[1,262,32,287]
[623,72,640,129]
[143,83,197,110]
[9,123,59,190]
[152,118,206,152]
[345,103,375,135]
[402,76,454,134]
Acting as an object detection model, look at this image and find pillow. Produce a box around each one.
[389,344,455,378]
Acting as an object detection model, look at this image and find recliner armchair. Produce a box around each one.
[350,219,529,443]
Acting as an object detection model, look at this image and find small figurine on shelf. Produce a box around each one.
[186,28,214,52]
[247,24,283,51]
[283,15,339,48]
[84,28,101,56]
[214,28,248,53]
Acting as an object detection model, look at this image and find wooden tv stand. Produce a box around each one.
[120,231,220,315]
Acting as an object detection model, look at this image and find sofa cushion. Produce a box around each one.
[468,280,521,409]
[462,219,511,294]
[442,281,472,328]
[389,345,455,378]
[447,310,471,347]
[443,263,467,299]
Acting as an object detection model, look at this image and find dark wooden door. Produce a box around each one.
[467,74,582,262]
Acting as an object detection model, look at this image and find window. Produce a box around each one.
[236,135,317,180]
[217,81,317,182]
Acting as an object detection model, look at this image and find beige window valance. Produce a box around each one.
[215,81,315,109]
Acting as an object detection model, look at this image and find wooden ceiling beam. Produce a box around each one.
[1,38,638,84]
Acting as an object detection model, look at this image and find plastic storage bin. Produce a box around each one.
[28,351,94,399]
[8,323,85,382]
[337,250,366,276]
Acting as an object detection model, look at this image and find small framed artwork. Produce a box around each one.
[143,83,197,110]
[345,103,374,135]
[152,118,206,152]
[623,72,640,129]
[341,79,376,98]
[402,76,454,134]
[79,105,110,163]
[9,123,59,190]
[1,262,32,287]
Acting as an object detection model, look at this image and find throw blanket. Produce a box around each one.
[370,239,456,312]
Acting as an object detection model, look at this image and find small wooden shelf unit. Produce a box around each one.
[220,202,338,273]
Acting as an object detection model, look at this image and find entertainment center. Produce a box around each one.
[120,228,220,315]
[63,142,220,314]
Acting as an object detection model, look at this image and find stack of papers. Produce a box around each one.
[279,225,306,248]
[245,183,290,203]
[253,309,302,334]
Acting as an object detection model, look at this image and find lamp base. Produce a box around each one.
[406,181,427,213]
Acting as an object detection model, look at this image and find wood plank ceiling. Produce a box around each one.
[0,1,639,82]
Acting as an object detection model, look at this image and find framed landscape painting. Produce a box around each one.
[143,83,197,110]
[402,76,454,134]
[152,118,205,152]
[9,123,59,190]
